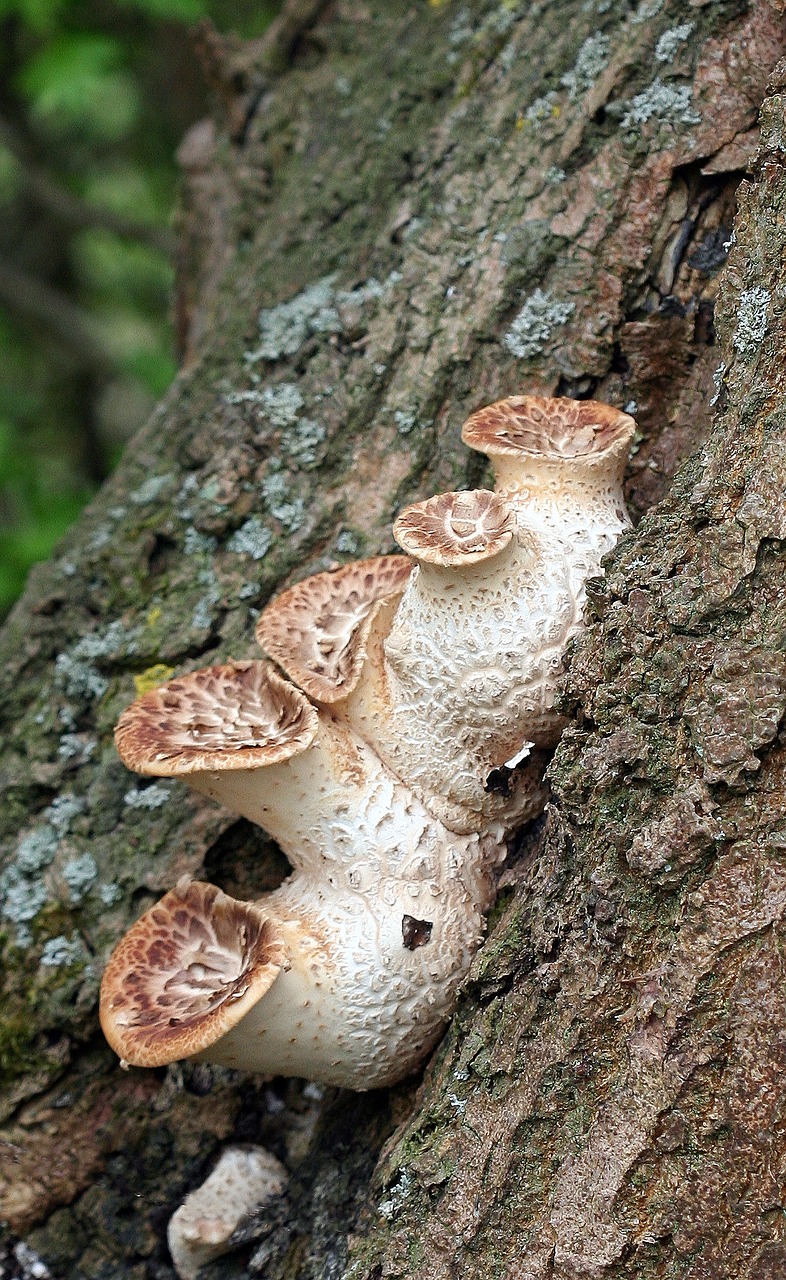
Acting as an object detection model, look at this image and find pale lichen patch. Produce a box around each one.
[130,474,174,507]
[124,783,173,810]
[55,621,141,702]
[654,23,694,62]
[336,529,361,556]
[247,275,395,364]
[619,78,700,131]
[16,826,59,873]
[504,289,575,359]
[183,529,218,556]
[62,853,98,903]
[261,470,306,532]
[732,288,771,360]
[46,794,86,838]
[393,409,417,436]
[39,933,86,968]
[524,92,559,124]
[560,33,610,101]
[378,1168,413,1220]
[247,277,339,362]
[632,0,664,22]
[228,516,274,560]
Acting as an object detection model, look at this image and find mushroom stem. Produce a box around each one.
[340,492,554,828]
[181,710,404,876]
[102,792,504,1085]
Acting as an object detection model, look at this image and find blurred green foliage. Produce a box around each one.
[0,0,279,615]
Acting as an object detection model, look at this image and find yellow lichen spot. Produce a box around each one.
[427,0,448,7]
[133,664,174,696]
[515,115,524,130]
[146,606,162,627]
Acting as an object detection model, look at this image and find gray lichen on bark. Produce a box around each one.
[1,1,786,1277]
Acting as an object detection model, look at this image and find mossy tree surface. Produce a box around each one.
[2,1,786,1277]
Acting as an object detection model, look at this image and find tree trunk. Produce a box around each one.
[2,2,786,1277]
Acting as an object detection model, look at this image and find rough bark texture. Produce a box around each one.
[2,2,786,1277]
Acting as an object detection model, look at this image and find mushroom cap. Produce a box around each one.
[100,879,288,1068]
[255,555,413,703]
[461,396,636,462]
[115,660,318,776]
[393,489,514,566]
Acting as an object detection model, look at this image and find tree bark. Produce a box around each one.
[2,2,786,1277]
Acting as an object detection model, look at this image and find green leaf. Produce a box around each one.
[119,0,207,19]
[18,35,140,140]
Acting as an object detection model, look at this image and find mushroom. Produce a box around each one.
[103,395,634,1083]
[339,490,552,828]
[100,394,635,1275]
[461,395,635,593]
[347,398,635,824]
[167,1145,288,1280]
[105,661,507,1084]
[255,555,413,704]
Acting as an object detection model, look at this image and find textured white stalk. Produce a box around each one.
[167,1147,288,1280]
[342,536,554,830]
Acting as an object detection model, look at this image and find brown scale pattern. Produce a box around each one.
[255,555,413,703]
[99,880,288,1066]
[114,660,318,775]
[462,396,634,460]
[394,490,513,566]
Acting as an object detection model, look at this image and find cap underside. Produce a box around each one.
[394,490,514,565]
[255,555,413,703]
[100,880,288,1068]
[115,660,319,776]
[462,396,636,460]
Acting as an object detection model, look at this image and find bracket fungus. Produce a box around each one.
[100,396,634,1270]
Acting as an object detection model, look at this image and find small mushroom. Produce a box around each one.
[100,879,288,1069]
[167,1145,288,1280]
[462,395,635,587]
[114,658,388,873]
[255,555,412,703]
[339,490,549,828]
[393,489,515,567]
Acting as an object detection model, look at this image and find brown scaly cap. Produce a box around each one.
[393,490,514,567]
[115,660,318,776]
[100,879,288,1068]
[255,556,413,704]
[462,396,636,462]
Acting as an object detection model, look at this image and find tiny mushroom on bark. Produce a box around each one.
[99,395,635,1278]
[167,1145,288,1280]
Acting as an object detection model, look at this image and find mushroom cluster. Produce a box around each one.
[100,396,634,1090]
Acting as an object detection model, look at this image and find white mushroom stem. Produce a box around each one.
[341,494,555,829]
[168,1146,288,1280]
[181,710,412,877]
[193,827,500,1083]
[102,801,503,1086]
